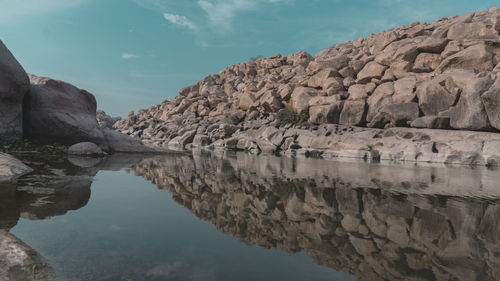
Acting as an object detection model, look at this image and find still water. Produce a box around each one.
[2,151,500,281]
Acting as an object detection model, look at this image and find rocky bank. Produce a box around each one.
[114,8,500,166]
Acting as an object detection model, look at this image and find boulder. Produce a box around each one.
[416,81,457,116]
[0,40,30,141]
[437,43,494,73]
[367,82,394,122]
[68,142,104,156]
[168,130,196,150]
[308,101,344,125]
[449,72,495,130]
[416,37,448,53]
[0,153,32,181]
[238,92,257,111]
[447,22,498,40]
[102,129,153,153]
[356,61,387,84]
[291,87,319,114]
[308,69,338,88]
[260,91,283,113]
[339,100,367,126]
[379,102,420,126]
[393,76,416,104]
[481,77,500,130]
[410,116,450,129]
[413,53,441,72]
[23,75,106,146]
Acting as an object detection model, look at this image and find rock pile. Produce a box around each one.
[114,8,500,165]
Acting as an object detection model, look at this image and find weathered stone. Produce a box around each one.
[261,91,283,113]
[102,129,152,153]
[367,82,394,122]
[416,81,457,116]
[413,53,441,72]
[347,84,368,100]
[447,22,498,40]
[0,153,32,181]
[308,101,344,125]
[438,43,494,72]
[393,76,416,104]
[449,72,495,130]
[308,69,338,88]
[68,142,104,156]
[339,100,367,126]
[417,37,448,53]
[23,75,106,146]
[0,40,30,141]
[480,77,500,130]
[239,92,257,111]
[291,87,319,114]
[357,62,387,84]
[323,77,345,96]
[379,102,420,126]
[410,116,450,129]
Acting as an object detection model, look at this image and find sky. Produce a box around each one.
[0,0,498,117]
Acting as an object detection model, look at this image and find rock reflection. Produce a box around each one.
[132,151,500,281]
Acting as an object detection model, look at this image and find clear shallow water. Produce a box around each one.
[2,152,500,281]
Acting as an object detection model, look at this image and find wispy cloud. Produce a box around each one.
[0,0,90,22]
[164,13,199,31]
[122,53,138,60]
[197,0,287,32]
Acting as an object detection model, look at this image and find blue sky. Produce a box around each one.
[0,0,498,116]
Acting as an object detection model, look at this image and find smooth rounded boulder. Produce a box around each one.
[68,142,105,156]
[23,74,106,146]
[0,40,30,141]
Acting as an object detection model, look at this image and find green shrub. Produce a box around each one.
[276,107,309,127]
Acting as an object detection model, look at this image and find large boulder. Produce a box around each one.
[0,153,32,181]
[0,40,30,141]
[23,75,106,146]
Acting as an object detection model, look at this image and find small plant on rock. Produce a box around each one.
[276,107,309,127]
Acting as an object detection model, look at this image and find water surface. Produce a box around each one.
[2,152,500,281]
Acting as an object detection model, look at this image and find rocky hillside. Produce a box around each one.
[114,8,500,165]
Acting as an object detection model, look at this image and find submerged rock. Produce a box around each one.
[0,231,54,281]
[0,153,32,181]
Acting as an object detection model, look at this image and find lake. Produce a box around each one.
[1,151,500,281]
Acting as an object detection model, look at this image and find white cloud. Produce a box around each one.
[122,53,137,60]
[164,13,199,31]
[0,0,90,22]
[197,0,287,32]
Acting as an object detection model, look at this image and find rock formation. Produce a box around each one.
[114,8,500,165]
[0,41,150,153]
[130,152,500,281]
[23,74,107,146]
[0,40,29,142]
[0,153,33,181]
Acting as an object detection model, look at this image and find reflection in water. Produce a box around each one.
[1,151,500,281]
[131,151,500,281]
